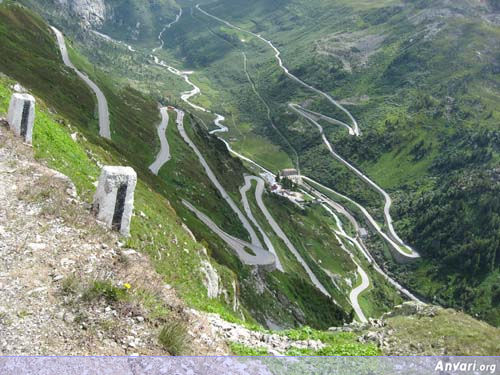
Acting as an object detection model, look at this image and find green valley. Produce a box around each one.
[0,0,498,357]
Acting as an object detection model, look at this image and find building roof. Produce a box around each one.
[281,168,298,177]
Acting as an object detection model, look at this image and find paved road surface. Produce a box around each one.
[149,107,171,175]
[183,200,275,268]
[195,4,360,137]
[250,176,331,297]
[240,176,284,271]
[51,26,111,139]
[320,198,422,303]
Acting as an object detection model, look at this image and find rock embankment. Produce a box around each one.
[191,311,325,355]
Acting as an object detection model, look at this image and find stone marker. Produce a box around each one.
[7,93,35,144]
[93,166,137,236]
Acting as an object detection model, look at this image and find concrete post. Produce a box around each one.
[7,93,35,144]
[93,166,137,236]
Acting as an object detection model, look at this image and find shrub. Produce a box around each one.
[82,280,127,303]
[61,275,79,296]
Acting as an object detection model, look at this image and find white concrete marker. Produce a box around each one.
[93,166,137,236]
[7,93,35,144]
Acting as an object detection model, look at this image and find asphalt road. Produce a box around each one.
[149,107,171,175]
[290,104,419,260]
[240,176,284,271]
[51,26,111,139]
[183,200,275,268]
[196,5,419,261]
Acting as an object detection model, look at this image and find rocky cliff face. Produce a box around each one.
[54,0,107,29]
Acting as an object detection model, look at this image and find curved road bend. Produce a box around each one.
[302,173,418,261]
[240,176,284,272]
[151,10,412,300]
[149,107,171,175]
[209,114,228,135]
[320,201,369,322]
[187,111,419,302]
[219,137,416,302]
[151,16,229,130]
[215,141,421,303]
[295,106,355,136]
[220,110,421,301]
[183,200,275,268]
[319,196,422,303]
[174,109,262,248]
[50,26,111,139]
[334,233,369,323]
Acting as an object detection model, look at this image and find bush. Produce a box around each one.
[158,320,190,356]
[82,280,127,303]
[61,275,79,296]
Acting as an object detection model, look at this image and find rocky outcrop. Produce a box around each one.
[191,310,325,356]
[55,0,107,29]
[381,301,439,319]
[200,259,221,299]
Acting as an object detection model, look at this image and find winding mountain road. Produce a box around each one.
[151,9,227,130]
[195,5,419,261]
[149,7,419,307]
[320,195,422,303]
[290,104,419,259]
[149,107,171,175]
[195,4,359,137]
[153,8,183,53]
[51,26,111,140]
[209,114,228,135]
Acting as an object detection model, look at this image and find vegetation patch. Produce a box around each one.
[158,320,190,356]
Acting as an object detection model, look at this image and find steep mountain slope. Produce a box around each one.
[0,1,355,330]
[18,0,500,326]
[20,0,179,42]
[1,0,499,356]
